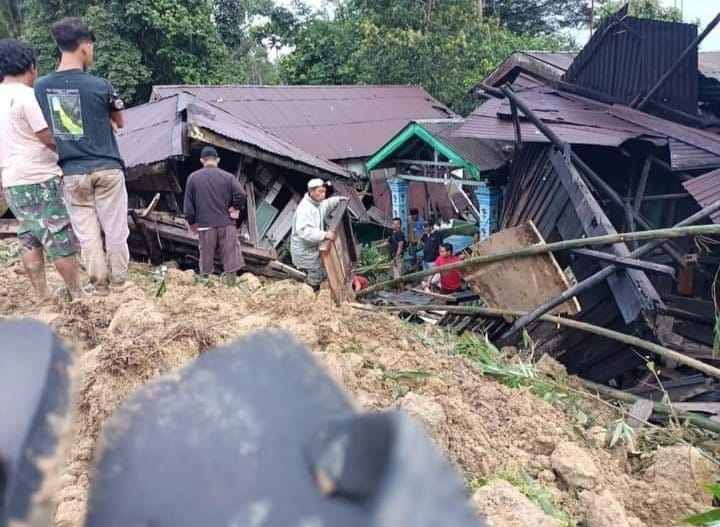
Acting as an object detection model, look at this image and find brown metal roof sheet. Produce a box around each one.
[117,94,349,178]
[683,168,720,223]
[456,93,650,147]
[185,99,349,178]
[116,96,185,172]
[418,119,509,171]
[151,85,456,161]
[461,75,720,171]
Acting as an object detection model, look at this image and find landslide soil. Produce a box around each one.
[0,243,716,527]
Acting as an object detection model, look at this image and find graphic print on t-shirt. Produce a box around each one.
[46,89,84,139]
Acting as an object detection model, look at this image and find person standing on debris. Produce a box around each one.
[0,39,83,300]
[419,221,442,271]
[290,179,348,291]
[388,217,406,279]
[34,18,128,296]
[183,146,246,285]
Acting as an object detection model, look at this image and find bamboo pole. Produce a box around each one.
[502,200,720,339]
[578,378,720,435]
[356,304,720,380]
[355,223,720,297]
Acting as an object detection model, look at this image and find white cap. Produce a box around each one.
[307,178,326,190]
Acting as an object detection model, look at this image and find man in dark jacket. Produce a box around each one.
[183,146,246,285]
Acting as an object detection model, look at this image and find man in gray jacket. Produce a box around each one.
[290,179,347,290]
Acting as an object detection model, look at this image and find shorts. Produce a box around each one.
[4,178,77,261]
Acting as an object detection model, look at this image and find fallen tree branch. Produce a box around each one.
[356,224,720,297]
[352,304,720,380]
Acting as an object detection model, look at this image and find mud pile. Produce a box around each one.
[0,246,716,527]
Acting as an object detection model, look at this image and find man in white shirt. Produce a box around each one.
[0,39,82,300]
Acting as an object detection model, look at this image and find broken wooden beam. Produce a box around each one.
[356,222,720,298]
[571,249,676,277]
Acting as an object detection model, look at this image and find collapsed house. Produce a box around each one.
[149,85,464,225]
[116,92,359,281]
[433,10,720,403]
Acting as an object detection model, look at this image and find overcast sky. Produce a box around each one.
[277,0,719,51]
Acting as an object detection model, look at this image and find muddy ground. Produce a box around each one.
[0,241,717,527]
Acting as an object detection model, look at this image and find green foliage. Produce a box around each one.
[18,0,280,104]
[0,0,24,38]
[450,333,596,429]
[596,0,682,27]
[279,1,574,114]
[683,483,720,525]
[358,244,391,283]
[0,242,20,265]
[484,0,595,35]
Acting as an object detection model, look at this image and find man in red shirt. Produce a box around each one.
[429,243,463,293]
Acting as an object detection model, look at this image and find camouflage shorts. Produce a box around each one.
[4,178,77,261]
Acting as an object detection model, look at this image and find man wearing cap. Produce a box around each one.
[290,179,347,290]
[184,146,246,285]
[34,17,128,295]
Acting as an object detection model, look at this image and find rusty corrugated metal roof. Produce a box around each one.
[117,94,349,178]
[116,96,186,172]
[151,85,456,161]
[457,79,662,147]
[683,168,720,223]
[460,74,720,171]
[418,119,509,172]
[564,16,699,114]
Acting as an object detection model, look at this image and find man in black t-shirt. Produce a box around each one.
[388,217,406,279]
[34,17,128,295]
[419,222,442,271]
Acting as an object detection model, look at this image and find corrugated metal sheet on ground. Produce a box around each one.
[564,16,699,114]
[683,168,720,223]
[151,85,455,161]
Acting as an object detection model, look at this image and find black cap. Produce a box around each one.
[200,146,219,159]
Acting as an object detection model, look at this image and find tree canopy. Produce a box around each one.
[596,0,682,27]
[279,0,574,114]
[2,0,600,112]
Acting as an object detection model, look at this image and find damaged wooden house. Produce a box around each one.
[436,10,720,406]
[149,84,460,230]
[116,92,360,283]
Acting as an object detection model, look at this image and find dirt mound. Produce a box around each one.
[0,246,717,527]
